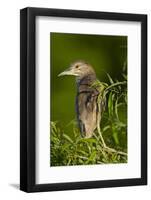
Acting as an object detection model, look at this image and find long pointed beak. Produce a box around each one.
[58,68,78,77]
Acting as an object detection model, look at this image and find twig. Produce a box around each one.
[96,125,127,156]
[77,155,88,160]
[96,96,127,157]
[103,146,127,156]
[97,120,107,148]
[93,132,103,147]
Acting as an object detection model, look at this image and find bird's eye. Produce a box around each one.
[75,65,79,68]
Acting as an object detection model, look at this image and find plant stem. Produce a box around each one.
[96,96,127,157]
[97,120,107,148]
[104,146,127,156]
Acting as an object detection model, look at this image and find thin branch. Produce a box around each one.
[96,93,127,157]
[104,146,127,156]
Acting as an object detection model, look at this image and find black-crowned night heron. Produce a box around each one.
[58,60,106,139]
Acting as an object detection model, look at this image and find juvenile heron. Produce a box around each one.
[58,61,106,138]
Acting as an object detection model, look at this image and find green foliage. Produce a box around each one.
[50,73,127,166]
[50,33,127,166]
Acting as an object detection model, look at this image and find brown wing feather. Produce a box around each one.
[76,88,99,138]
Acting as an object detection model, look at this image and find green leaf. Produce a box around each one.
[122,73,127,80]
[108,92,114,117]
[112,126,119,145]
[102,125,110,133]
[86,151,96,164]
[115,99,119,120]
[79,138,97,143]
[50,121,58,132]
[105,81,127,92]
[63,133,74,143]
[106,73,114,84]
[77,150,89,156]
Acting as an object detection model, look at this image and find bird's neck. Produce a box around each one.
[76,73,96,88]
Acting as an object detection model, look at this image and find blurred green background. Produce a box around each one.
[50,32,127,128]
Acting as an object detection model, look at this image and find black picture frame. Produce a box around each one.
[20,7,147,192]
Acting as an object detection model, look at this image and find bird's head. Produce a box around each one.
[58,61,95,79]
